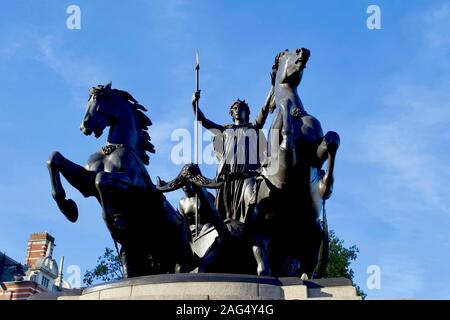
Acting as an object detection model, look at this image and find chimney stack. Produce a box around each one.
[25,232,55,267]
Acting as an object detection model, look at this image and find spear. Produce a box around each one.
[194,51,200,238]
[195,51,200,163]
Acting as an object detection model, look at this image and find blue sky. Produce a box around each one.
[0,0,449,299]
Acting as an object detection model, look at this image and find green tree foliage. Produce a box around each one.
[83,248,123,286]
[324,230,367,299]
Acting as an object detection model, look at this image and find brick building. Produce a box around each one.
[0,232,70,300]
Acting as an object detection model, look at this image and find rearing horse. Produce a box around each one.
[47,83,194,278]
[252,49,340,278]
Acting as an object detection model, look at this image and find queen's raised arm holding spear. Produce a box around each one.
[190,62,275,223]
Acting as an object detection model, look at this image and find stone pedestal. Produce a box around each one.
[30,273,361,300]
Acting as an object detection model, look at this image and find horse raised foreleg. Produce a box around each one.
[316,131,340,200]
[47,151,97,222]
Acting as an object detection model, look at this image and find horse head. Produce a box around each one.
[81,82,118,138]
[80,82,154,164]
[272,48,310,87]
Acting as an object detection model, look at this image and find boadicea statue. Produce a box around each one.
[159,48,340,279]
[47,48,340,280]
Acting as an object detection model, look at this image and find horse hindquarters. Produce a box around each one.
[255,184,323,278]
[297,217,324,278]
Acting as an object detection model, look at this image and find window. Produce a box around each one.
[41,276,49,288]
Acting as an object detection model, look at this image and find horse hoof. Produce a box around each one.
[325,132,340,154]
[58,199,78,223]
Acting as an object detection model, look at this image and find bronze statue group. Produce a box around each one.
[47,48,340,279]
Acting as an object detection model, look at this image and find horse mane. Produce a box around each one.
[113,88,156,165]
